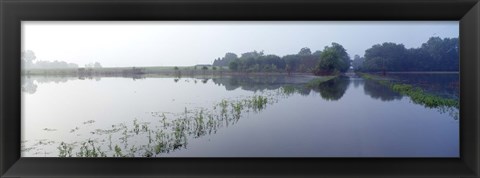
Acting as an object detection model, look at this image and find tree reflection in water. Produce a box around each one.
[363,79,403,101]
[21,75,459,157]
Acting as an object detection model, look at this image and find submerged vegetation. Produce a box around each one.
[21,73,460,157]
[359,73,459,108]
[37,94,274,157]
[23,75,347,157]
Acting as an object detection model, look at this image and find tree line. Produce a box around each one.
[22,50,103,69]
[213,37,458,75]
[213,43,350,75]
[352,37,459,72]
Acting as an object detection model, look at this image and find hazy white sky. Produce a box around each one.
[22,21,458,67]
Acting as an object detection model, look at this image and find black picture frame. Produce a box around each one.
[1,0,479,177]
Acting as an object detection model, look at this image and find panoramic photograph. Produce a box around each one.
[21,21,459,157]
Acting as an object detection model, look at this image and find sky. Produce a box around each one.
[22,21,458,67]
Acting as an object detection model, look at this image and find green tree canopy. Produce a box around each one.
[316,43,350,74]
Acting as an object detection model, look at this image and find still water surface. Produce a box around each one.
[21,74,459,157]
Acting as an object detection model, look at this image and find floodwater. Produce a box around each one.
[21,74,459,157]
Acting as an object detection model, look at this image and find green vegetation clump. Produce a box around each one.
[58,142,73,157]
[76,140,107,157]
[114,145,123,157]
[231,101,244,119]
[391,84,458,108]
[314,43,350,75]
[251,95,268,110]
[359,73,459,108]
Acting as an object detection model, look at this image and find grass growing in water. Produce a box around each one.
[231,101,244,119]
[58,142,73,157]
[281,85,296,95]
[48,90,284,157]
[250,95,268,111]
[391,84,458,108]
[359,73,459,108]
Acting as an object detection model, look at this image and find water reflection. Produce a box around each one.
[211,75,316,92]
[21,74,460,157]
[387,73,459,99]
[363,79,403,101]
[22,75,145,94]
[312,77,350,101]
[37,93,277,157]
[21,76,75,94]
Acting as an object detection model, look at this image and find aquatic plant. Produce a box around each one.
[142,123,149,132]
[76,140,99,157]
[359,73,459,108]
[133,119,140,135]
[231,101,243,120]
[161,113,168,128]
[250,95,268,111]
[43,128,57,132]
[391,83,458,108]
[194,109,206,137]
[57,142,73,157]
[154,141,167,155]
[219,99,229,119]
[114,145,123,157]
[281,85,296,95]
[38,89,290,157]
[82,120,95,125]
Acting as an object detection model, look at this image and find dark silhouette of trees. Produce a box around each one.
[354,37,459,72]
[218,46,349,75]
[213,53,238,66]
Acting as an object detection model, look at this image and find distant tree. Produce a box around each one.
[363,42,408,72]
[213,53,238,66]
[94,62,102,68]
[298,47,312,56]
[282,55,301,73]
[229,61,239,71]
[21,50,36,68]
[315,43,350,75]
[355,37,458,72]
[352,55,365,71]
[240,50,264,59]
[285,64,292,75]
[419,37,459,71]
[312,50,322,57]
